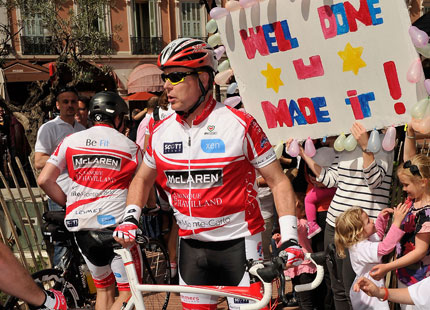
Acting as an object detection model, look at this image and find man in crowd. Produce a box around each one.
[75,95,92,128]
[38,91,143,310]
[35,86,86,265]
[113,38,302,309]
[0,242,66,309]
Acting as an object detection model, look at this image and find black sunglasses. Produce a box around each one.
[161,71,197,85]
[404,160,421,177]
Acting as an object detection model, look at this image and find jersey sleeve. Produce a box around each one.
[47,138,67,172]
[243,118,276,169]
[143,118,156,169]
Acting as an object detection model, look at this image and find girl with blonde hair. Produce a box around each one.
[335,205,408,309]
[370,154,430,310]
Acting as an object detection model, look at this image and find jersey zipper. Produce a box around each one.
[186,128,193,235]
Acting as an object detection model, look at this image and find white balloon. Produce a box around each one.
[227,82,238,94]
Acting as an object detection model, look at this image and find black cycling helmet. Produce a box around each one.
[89,91,128,128]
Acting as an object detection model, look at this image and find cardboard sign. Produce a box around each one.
[216,0,425,142]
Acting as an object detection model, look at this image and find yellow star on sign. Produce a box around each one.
[261,63,284,93]
[338,43,367,75]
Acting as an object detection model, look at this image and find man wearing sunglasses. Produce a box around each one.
[115,38,302,310]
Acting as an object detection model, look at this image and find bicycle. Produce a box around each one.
[112,238,325,310]
[2,211,171,310]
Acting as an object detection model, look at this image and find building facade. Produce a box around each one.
[0,0,426,98]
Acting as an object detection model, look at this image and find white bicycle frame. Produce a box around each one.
[114,248,324,310]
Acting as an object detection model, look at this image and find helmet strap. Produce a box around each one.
[176,72,212,118]
[114,115,124,131]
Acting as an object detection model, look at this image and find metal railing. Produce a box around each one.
[130,36,163,55]
[20,36,56,55]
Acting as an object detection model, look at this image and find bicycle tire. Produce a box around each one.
[3,269,80,310]
[140,238,171,310]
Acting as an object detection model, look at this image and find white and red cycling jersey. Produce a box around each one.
[48,124,143,231]
[145,98,276,242]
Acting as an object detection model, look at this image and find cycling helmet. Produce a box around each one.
[89,91,128,125]
[158,38,218,117]
[158,38,218,72]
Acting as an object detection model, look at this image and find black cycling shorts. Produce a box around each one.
[179,237,246,286]
[74,230,115,267]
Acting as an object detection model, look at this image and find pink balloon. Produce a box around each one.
[304,137,316,157]
[409,26,429,48]
[223,96,242,108]
[382,126,396,152]
[407,59,423,83]
[287,139,300,157]
[239,0,258,8]
[425,79,430,95]
[214,46,226,60]
[214,69,233,85]
[226,0,241,11]
[209,7,229,20]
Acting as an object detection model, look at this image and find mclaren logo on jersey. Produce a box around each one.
[72,154,122,171]
[165,169,223,189]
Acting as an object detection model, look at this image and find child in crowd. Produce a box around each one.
[369,154,430,310]
[273,197,318,310]
[335,205,408,310]
[304,145,337,239]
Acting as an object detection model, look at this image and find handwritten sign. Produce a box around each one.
[216,0,425,142]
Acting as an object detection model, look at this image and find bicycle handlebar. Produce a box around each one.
[294,252,325,293]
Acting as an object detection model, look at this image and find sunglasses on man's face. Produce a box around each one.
[161,71,197,85]
[404,160,422,177]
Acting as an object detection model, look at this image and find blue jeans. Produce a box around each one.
[48,199,66,266]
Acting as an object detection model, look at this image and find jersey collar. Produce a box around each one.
[175,97,216,126]
[93,123,114,128]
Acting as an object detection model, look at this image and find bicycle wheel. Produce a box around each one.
[4,269,80,310]
[140,239,171,310]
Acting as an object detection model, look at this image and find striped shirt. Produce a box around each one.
[316,146,394,227]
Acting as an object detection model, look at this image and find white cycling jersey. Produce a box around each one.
[48,124,143,231]
[145,98,276,242]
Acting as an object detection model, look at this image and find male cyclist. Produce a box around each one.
[114,38,303,310]
[38,91,143,310]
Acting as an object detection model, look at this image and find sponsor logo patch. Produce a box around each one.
[234,298,250,304]
[72,154,121,171]
[260,136,269,149]
[163,142,183,154]
[66,219,79,228]
[201,139,225,153]
[165,169,223,189]
[97,215,116,226]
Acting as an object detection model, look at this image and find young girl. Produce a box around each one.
[369,154,430,310]
[273,197,319,310]
[335,205,408,310]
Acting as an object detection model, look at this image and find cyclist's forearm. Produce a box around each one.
[126,163,157,208]
[0,242,45,306]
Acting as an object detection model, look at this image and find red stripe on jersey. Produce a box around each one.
[66,195,111,215]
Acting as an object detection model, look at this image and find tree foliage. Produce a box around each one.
[0,0,120,152]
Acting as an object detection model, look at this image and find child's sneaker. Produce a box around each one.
[307,221,322,239]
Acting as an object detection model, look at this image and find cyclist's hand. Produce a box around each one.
[282,245,305,268]
[113,205,141,248]
[42,289,67,310]
[274,239,304,268]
